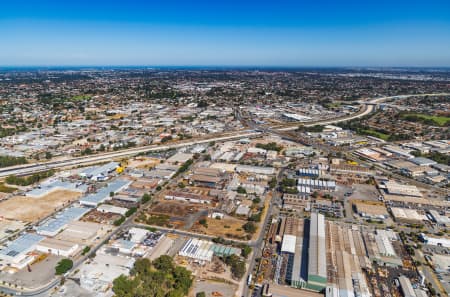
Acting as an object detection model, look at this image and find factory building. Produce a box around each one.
[36,206,90,237]
[297,168,321,178]
[80,179,132,207]
[36,238,79,257]
[0,233,44,270]
[307,212,327,291]
[297,178,336,191]
[79,162,120,181]
[419,234,450,248]
[178,238,240,264]
[428,210,450,226]
[399,275,416,297]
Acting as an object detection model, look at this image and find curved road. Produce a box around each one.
[275,92,450,131]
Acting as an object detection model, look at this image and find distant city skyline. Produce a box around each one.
[1,0,450,67]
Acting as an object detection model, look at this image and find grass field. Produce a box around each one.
[360,129,390,140]
[0,183,17,193]
[401,113,450,126]
[70,94,91,101]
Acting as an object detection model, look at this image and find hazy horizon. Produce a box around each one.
[2,1,450,67]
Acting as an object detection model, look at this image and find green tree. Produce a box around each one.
[243,222,256,234]
[55,259,73,275]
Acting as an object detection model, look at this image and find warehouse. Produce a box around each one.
[166,152,193,164]
[281,234,297,254]
[297,178,336,191]
[36,237,79,257]
[353,201,389,220]
[375,230,397,257]
[282,113,312,122]
[419,234,450,248]
[79,162,120,181]
[178,238,240,263]
[0,233,44,269]
[179,238,214,262]
[190,174,221,188]
[36,206,90,237]
[56,220,103,243]
[383,145,414,159]
[165,190,213,204]
[79,252,135,295]
[410,157,437,167]
[307,212,327,291]
[399,275,416,297]
[297,168,321,178]
[391,208,426,223]
[381,181,423,198]
[80,179,132,207]
[428,210,450,226]
[97,204,128,216]
[236,165,275,175]
[27,180,87,198]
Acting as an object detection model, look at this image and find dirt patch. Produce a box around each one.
[0,190,81,222]
[150,201,204,217]
[127,157,161,169]
[192,216,248,240]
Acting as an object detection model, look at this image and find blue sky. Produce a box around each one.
[1,0,450,67]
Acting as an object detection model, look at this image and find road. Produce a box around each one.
[1,92,449,296]
[0,131,261,178]
[242,169,283,297]
[274,92,450,131]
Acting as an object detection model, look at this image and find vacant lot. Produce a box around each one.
[150,201,204,217]
[0,190,81,222]
[192,216,248,240]
[127,157,161,169]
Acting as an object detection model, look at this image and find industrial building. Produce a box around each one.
[97,204,128,216]
[297,178,336,191]
[419,234,450,248]
[79,251,135,295]
[36,237,79,257]
[391,208,426,223]
[26,180,87,198]
[307,212,327,291]
[56,220,103,243]
[297,168,321,178]
[36,206,90,237]
[235,165,276,175]
[79,162,120,181]
[80,179,132,207]
[178,238,240,263]
[0,233,44,270]
[399,275,416,297]
[428,210,450,226]
[381,181,423,198]
[164,190,213,204]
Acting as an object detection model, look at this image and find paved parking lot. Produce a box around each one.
[1,254,62,289]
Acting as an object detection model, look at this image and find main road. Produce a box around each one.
[0,131,262,178]
[275,92,450,131]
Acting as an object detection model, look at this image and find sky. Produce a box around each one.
[1,0,450,67]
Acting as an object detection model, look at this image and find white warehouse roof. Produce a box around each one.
[281,234,297,254]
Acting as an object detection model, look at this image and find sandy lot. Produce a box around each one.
[127,157,161,169]
[193,216,248,240]
[0,190,82,222]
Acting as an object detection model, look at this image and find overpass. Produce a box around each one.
[275,92,450,131]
